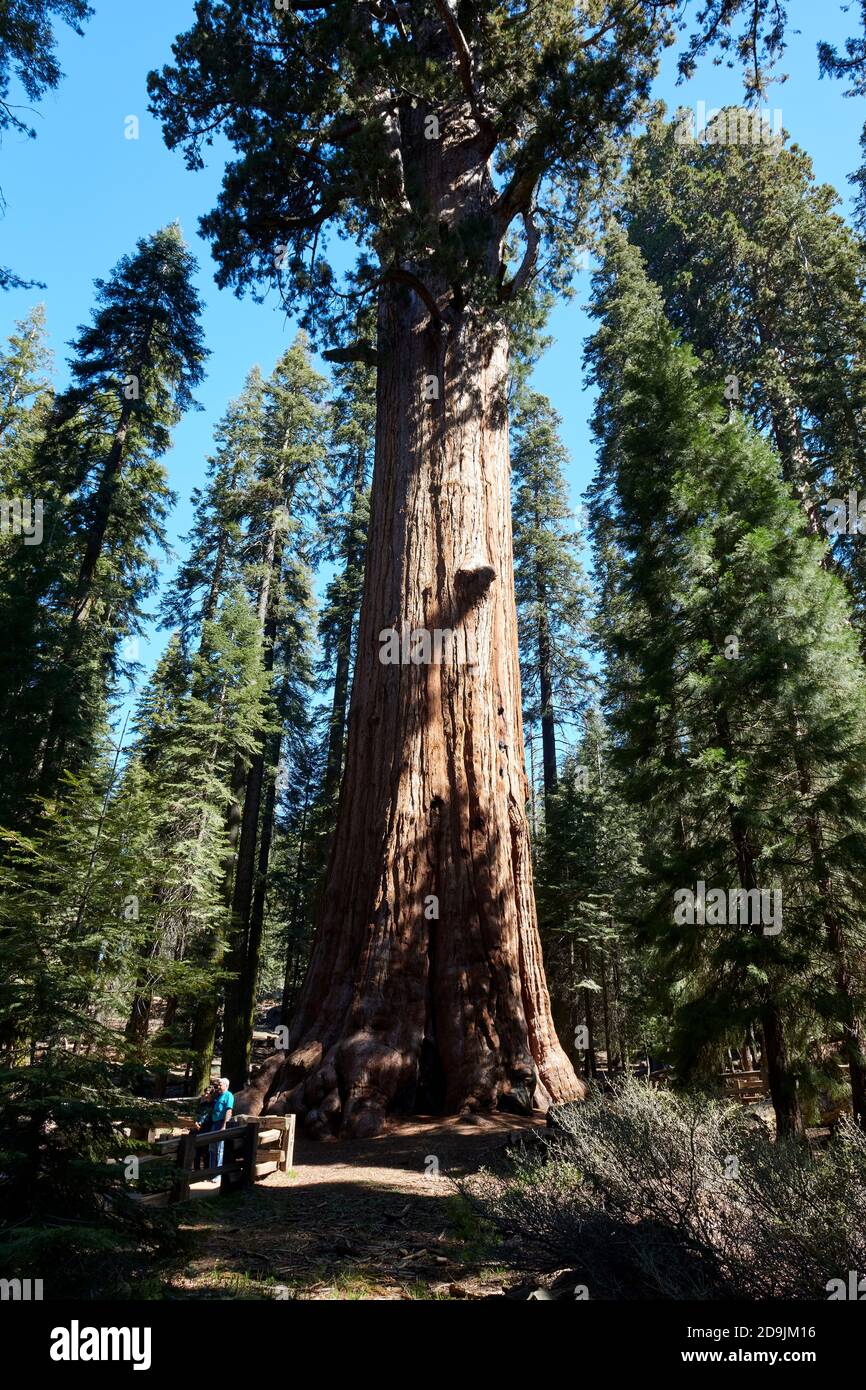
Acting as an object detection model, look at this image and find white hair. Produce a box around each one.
[219,1077,230,1088]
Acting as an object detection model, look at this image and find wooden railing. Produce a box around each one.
[132,1114,296,1205]
[170,1121,259,1203]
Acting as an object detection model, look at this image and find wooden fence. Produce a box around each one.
[170,1120,259,1203]
[132,1112,296,1205]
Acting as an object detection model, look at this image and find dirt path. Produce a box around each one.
[169,1113,545,1300]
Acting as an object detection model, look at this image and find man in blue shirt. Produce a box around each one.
[209,1077,234,1178]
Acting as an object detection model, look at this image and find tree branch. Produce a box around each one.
[387,266,446,325]
[498,208,540,302]
[432,0,494,140]
[492,163,543,234]
[323,342,378,365]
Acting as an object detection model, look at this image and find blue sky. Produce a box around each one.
[0,0,861,708]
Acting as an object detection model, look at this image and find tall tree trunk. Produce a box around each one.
[280,784,310,1028]
[223,731,281,1087]
[600,953,612,1070]
[535,544,557,808]
[613,943,628,1071]
[221,523,285,1086]
[152,994,179,1099]
[38,306,159,793]
[239,280,580,1136]
[712,707,803,1138]
[795,746,866,1127]
[729,807,803,1138]
[125,988,153,1049]
[761,1002,803,1139]
[321,447,368,809]
[581,945,598,1079]
[322,613,353,809]
[188,752,245,1093]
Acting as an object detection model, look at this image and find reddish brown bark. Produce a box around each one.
[238,283,581,1135]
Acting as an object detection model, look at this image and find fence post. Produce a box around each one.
[279,1115,296,1172]
[219,1120,258,1197]
[243,1119,259,1188]
[170,1132,196,1204]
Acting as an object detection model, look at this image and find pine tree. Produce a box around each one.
[587,232,866,1136]
[536,717,646,1079]
[119,592,269,1095]
[510,387,591,813]
[0,730,187,1291]
[315,353,374,817]
[0,307,53,605]
[220,334,327,1087]
[622,111,866,627]
[162,368,266,646]
[0,226,207,828]
[156,373,268,1089]
[0,306,53,465]
[819,6,866,227]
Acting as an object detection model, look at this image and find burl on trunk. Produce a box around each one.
[238,104,581,1137]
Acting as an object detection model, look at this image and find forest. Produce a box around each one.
[3,0,866,1334]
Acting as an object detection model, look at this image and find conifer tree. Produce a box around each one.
[156,374,268,1088]
[510,387,591,812]
[535,719,645,1075]
[0,306,53,465]
[819,5,866,227]
[221,335,326,1087]
[120,594,269,1093]
[162,368,266,646]
[316,354,374,817]
[622,112,866,625]
[0,226,207,827]
[0,307,53,604]
[587,233,866,1135]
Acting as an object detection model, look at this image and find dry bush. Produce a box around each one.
[464,1079,866,1299]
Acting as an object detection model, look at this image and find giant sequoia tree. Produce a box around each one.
[149,0,788,1136]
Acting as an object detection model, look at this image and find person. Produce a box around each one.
[191,1082,218,1172]
[208,1077,235,1179]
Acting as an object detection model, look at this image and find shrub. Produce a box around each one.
[464,1079,866,1299]
[0,1056,184,1297]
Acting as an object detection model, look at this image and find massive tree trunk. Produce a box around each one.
[239,275,581,1136]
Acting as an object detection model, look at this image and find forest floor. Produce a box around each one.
[165,1113,550,1300]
